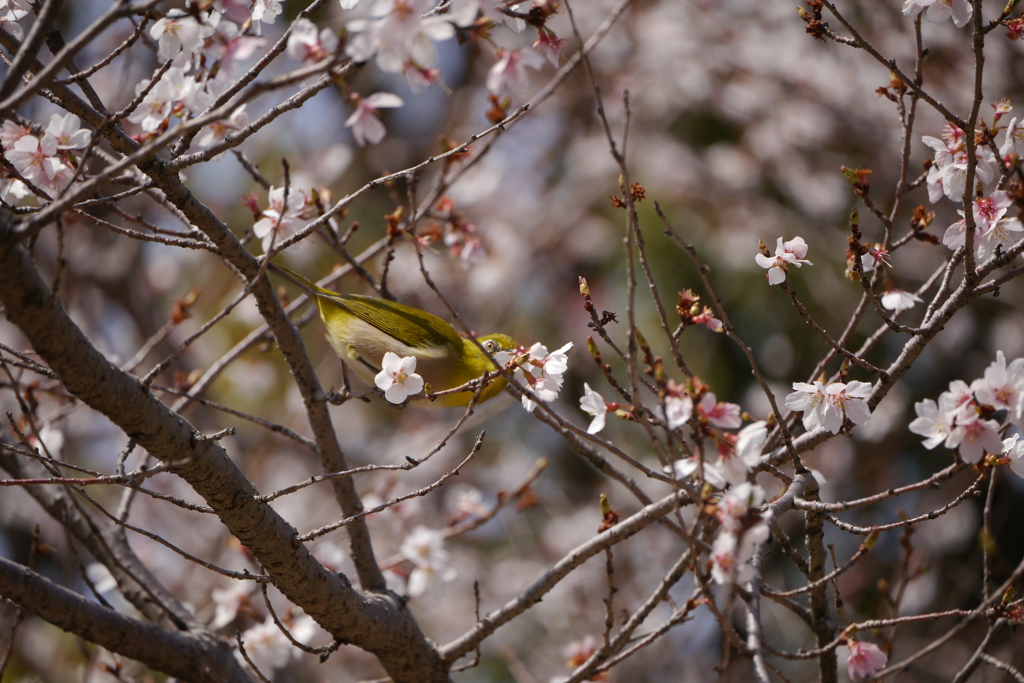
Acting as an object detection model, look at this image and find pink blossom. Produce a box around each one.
[511,342,572,412]
[345,92,404,146]
[785,381,828,432]
[579,383,607,434]
[670,457,727,489]
[374,352,425,404]
[399,526,456,596]
[710,522,768,585]
[534,28,568,66]
[946,404,1003,463]
[287,18,338,63]
[150,9,217,61]
[923,125,995,203]
[7,134,69,196]
[486,48,545,95]
[193,105,248,148]
[754,236,812,285]
[972,350,1024,412]
[902,0,972,27]
[716,421,768,484]
[346,0,455,74]
[664,394,693,430]
[698,393,742,429]
[846,640,887,680]
[252,185,308,252]
[880,288,922,313]
[908,393,959,449]
[45,113,91,150]
[716,482,765,533]
[1,120,33,149]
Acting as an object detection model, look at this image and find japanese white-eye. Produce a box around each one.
[269,264,517,408]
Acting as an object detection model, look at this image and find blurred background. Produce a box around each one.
[3,0,1024,680]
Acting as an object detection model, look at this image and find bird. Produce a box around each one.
[268,263,518,408]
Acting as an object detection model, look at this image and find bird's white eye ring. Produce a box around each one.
[483,340,496,352]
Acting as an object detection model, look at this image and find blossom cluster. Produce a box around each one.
[134,9,255,146]
[251,185,312,253]
[2,114,91,202]
[922,116,1024,260]
[374,341,572,409]
[909,350,1024,465]
[500,342,573,412]
[786,380,874,435]
[576,374,774,588]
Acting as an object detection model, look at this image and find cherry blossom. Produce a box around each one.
[193,105,248,148]
[846,640,887,680]
[1004,434,1024,479]
[209,583,251,629]
[534,27,568,66]
[860,243,891,272]
[0,0,29,22]
[972,350,1024,412]
[0,166,28,206]
[1000,117,1024,160]
[785,381,872,434]
[710,522,768,585]
[947,404,1002,463]
[399,526,456,597]
[716,482,765,533]
[664,394,693,430]
[486,47,545,95]
[510,342,572,412]
[902,0,972,27]
[821,381,873,433]
[922,124,995,203]
[374,353,425,404]
[150,10,218,62]
[346,0,455,74]
[698,392,742,429]
[670,457,727,489]
[908,394,959,449]
[944,193,1021,257]
[253,185,308,252]
[692,306,724,332]
[718,421,768,484]
[345,92,404,146]
[880,288,922,313]
[579,383,608,434]
[0,120,33,149]
[976,214,1023,261]
[207,20,264,75]
[287,18,339,63]
[45,113,91,150]
[251,0,282,30]
[755,236,812,285]
[7,134,67,196]
[237,616,293,674]
[126,67,204,133]
[785,381,828,432]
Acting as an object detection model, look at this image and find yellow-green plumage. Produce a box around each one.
[270,264,517,408]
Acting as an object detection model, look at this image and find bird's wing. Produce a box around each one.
[269,262,465,353]
[335,294,464,352]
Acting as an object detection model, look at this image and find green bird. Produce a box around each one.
[269,264,517,408]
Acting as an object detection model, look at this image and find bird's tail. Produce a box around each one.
[267,262,340,299]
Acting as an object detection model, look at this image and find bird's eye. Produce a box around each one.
[483,340,496,352]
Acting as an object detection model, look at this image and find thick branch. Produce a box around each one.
[0,556,250,683]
